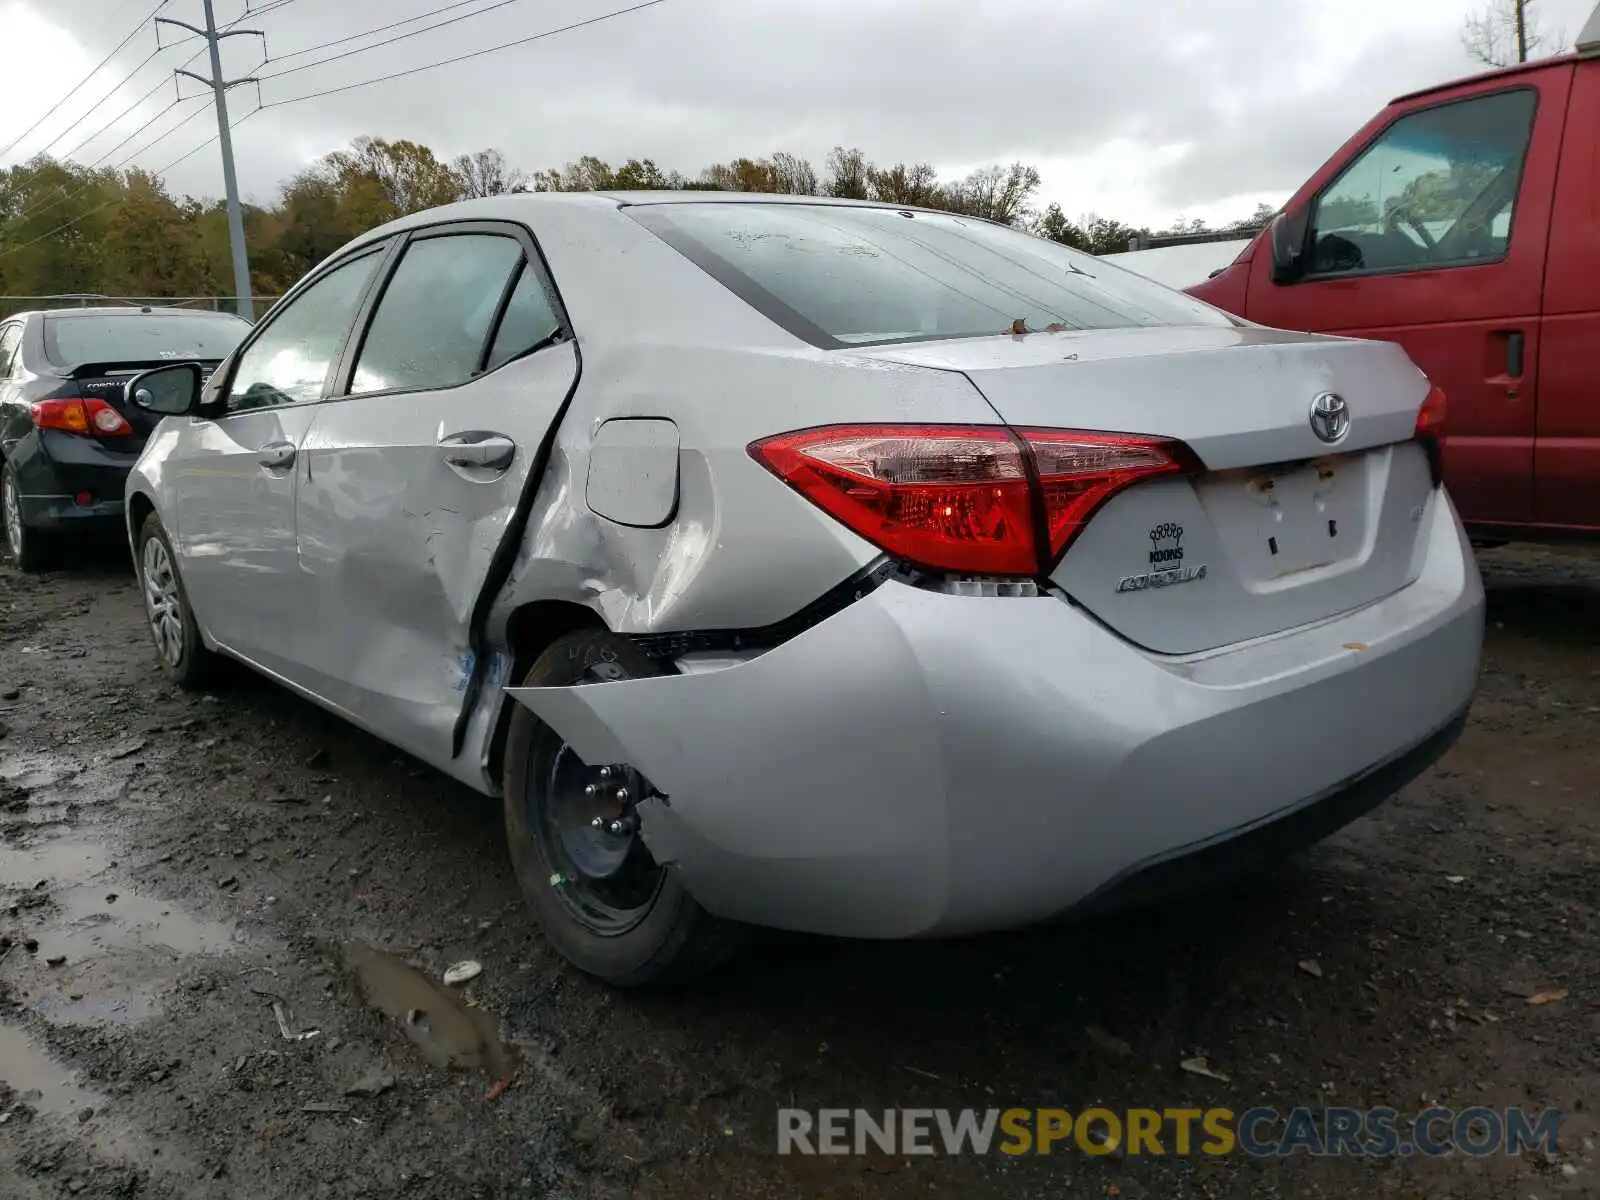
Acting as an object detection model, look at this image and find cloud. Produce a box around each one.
[4,0,1594,227]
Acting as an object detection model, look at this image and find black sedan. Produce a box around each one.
[0,306,250,569]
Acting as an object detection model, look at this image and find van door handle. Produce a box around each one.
[1504,330,1525,379]
[257,441,296,470]
[438,431,516,472]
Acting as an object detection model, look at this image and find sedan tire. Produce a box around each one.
[2,465,49,572]
[502,628,747,986]
[137,514,217,689]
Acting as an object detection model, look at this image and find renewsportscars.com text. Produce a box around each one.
[777,1106,1561,1158]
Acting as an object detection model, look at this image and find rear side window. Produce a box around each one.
[0,325,22,377]
[485,263,562,372]
[628,202,1232,349]
[351,234,524,395]
[43,312,249,368]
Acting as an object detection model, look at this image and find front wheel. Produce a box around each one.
[137,514,218,689]
[502,628,746,985]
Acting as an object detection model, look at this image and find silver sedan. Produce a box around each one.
[123,193,1483,984]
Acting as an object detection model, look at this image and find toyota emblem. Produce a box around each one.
[1309,392,1350,444]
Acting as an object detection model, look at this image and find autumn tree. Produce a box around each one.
[321,136,464,217]
[941,162,1041,224]
[1034,203,1089,250]
[1462,0,1557,66]
[825,146,871,199]
[454,148,527,198]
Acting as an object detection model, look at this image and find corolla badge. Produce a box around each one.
[1116,521,1208,594]
[1309,392,1351,445]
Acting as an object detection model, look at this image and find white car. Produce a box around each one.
[123,193,1483,984]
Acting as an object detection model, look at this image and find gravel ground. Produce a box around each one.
[0,541,1596,1199]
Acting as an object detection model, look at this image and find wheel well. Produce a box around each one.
[485,600,606,786]
[128,491,154,538]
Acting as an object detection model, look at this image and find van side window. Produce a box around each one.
[1307,89,1538,278]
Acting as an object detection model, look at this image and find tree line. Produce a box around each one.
[0,138,1275,303]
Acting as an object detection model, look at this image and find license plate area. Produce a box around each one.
[1198,454,1363,581]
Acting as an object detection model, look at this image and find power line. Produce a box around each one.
[11,96,207,229]
[264,0,503,66]
[260,0,530,79]
[56,6,273,166]
[0,105,261,263]
[36,45,177,159]
[262,0,669,107]
[0,1,171,159]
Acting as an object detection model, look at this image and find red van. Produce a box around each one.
[1189,9,1599,543]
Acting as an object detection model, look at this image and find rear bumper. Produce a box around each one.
[8,430,137,531]
[509,491,1484,939]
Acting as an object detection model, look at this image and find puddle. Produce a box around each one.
[344,942,515,1078]
[0,1021,106,1117]
[0,835,241,1025]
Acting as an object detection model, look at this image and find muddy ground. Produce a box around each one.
[0,542,1595,1200]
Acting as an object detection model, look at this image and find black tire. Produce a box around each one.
[2,464,50,572]
[136,513,218,689]
[503,628,747,986]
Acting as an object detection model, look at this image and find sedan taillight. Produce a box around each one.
[1414,382,1447,486]
[31,397,133,436]
[749,424,1197,576]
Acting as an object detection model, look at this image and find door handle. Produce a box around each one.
[1504,330,1525,379]
[257,441,296,470]
[437,431,516,472]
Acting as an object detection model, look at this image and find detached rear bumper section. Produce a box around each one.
[508,493,1484,940]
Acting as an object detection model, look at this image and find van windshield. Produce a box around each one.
[628,202,1234,350]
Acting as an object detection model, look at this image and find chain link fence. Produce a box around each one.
[0,295,280,322]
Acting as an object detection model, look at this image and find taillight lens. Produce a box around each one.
[748,424,1194,576]
[1414,382,1447,486]
[30,397,133,437]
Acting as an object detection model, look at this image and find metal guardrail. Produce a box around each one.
[0,295,279,321]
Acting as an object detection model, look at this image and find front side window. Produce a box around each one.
[350,234,524,395]
[629,202,1232,350]
[225,251,382,413]
[1308,89,1537,277]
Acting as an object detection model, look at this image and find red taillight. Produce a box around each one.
[1414,382,1447,485]
[30,397,133,437]
[748,424,1195,576]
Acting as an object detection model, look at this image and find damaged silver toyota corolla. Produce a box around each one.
[122,193,1483,985]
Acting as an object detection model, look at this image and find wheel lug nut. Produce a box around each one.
[598,766,612,780]
[615,787,629,803]
[584,783,597,797]
[607,820,627,836]
[590,816,606,829]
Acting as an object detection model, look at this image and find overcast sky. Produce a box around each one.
[1,0,1594,229]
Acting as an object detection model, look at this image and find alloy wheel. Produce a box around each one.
[2,474,23,563]
[141,536,184,667]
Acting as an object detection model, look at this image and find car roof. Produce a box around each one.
[11,307,247,321]
[350,188,970,246]
[1390,51,1581,104]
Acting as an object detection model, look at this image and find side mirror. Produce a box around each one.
[1268,209,1311,285]
[126,362,203,417]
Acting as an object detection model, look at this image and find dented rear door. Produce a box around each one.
[290,226,577,769]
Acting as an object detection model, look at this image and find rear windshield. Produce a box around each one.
[43,312,250,368]
[627,202,1235,349]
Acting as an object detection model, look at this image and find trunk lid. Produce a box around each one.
[851,325,1437,654]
